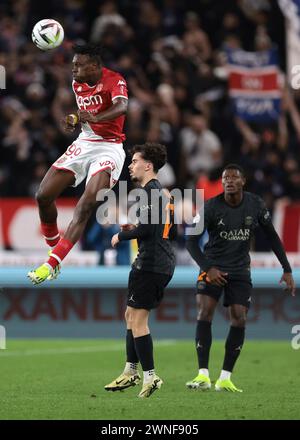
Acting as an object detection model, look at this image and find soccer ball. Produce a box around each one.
[32,19,64,50]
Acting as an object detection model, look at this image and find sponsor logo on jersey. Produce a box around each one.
[220,229,250,240]
[118,80,126,85]
[245,216,253,226]
[76,94,103,110]
[217,218,225,226]
[99,160,116,171]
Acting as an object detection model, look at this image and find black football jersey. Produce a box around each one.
[119,179,176,275]
[186,192,291,276]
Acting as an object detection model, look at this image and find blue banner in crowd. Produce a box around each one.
[227,48,281,122]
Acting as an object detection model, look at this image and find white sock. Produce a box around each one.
[44,263,52,270]
[219,370,231,381]
[143,369,155,384]
[199,368,209,377]
[123,362,138,375]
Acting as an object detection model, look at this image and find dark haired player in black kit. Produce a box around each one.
[185,164,295,392]
[105,143,176,398]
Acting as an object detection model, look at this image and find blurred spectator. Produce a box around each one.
[85,205,130,265]
[90,1,127,43]
[157,162,176,189]
[86,220,130,265]
[179,110,222,184]
[196,168,223,201]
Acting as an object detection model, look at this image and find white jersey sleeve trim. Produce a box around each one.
[50,253,62,264]
[112,95,128,101]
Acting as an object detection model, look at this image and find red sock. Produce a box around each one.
[41,222,60,247]
[47,238,74,269]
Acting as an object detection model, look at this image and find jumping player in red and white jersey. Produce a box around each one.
[28,44,128,284]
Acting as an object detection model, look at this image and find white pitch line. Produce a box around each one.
[0,340,176,357]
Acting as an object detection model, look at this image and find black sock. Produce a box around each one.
[223,326,245,372]
[195,320,212,369]
[126,329,139,363]
[134,334,154,371]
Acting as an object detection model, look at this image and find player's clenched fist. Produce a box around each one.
[62,113,79,132]
[111,233,120,248]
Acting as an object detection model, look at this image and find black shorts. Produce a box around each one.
[196,272,252,308]
[127,269,172,310]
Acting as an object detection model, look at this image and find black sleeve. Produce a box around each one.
[259,222,292,272]
[185,201,214,271]
[119,186,154,241]
[169,223,177,241]
[258,199,292,273]
[118,223,152,241]
[186,239,212,271]
[167,196,177,241]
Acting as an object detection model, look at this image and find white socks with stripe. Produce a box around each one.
[123,362,138,376]
[219,370,231,380]
[199,368,209,377]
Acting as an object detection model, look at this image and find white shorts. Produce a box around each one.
[52,139,126,188]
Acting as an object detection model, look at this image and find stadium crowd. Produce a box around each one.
[0,0,300,254]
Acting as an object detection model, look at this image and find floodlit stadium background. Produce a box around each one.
[0,0,300,420]
[0,0,300,339]
[0,0,300,419]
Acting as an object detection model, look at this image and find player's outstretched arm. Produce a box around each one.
[119,224,152,241]
[111,223,153,248]
[259,211,296,296]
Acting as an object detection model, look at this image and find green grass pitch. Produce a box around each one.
[0,339,299,420]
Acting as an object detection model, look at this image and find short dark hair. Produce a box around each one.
[73,43,102,66]
[223,163,245,177]
[130,142,167,172]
